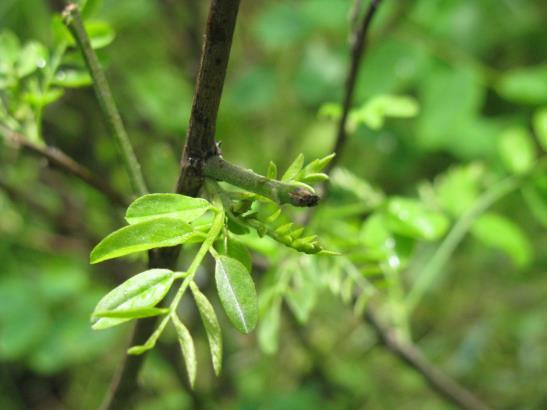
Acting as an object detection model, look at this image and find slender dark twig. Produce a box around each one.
[365,308,491,410]
[326,0,383,175]
[1,127,128,208]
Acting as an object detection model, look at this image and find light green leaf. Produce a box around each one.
[498,128,536,175]
[125,193,211,225]
[90,218,199,263]
[267,161,278,179]
[496,65,547,105]
[0,31,21,69]
[533,107,547,151]
[471,213,533,268]
[522,182,547,228]
[91,269,175,330]
[435,163,484,217]
[190,283,222,375]
[85,21,115,49]
[171,314,197,388]
[353,94,419,130]
[52,69,92,88]
[214,256,258,334]
[303,153,336,174]
[23,88,64,107]
[16,41,47,78]
[93,307,169,319]
[281,153,304,181]
[385,197,449,241]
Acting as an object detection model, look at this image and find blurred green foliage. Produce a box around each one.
[1,0,546,409]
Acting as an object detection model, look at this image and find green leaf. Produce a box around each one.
[171,314,197,388]
[85,21,115,49]
[214,256,258,334]
[471,213,533,268]
[522,181,547,229]
[496,65,547,105]
[23,88,64,107]
[257,298,281,354]
[90,218,200,263]
[125,194,211,225]
[435,163,484,217]
[16,41,47,78]
[385,197,449,241]
[190,283,222,375]
[91,269,175,329]
[218,237,252,272]
[93,307,169,319]
[303,153,336,174]
[0,30,21,69]
[52,69,92,88]
[267,161,278,179]
[281,153,304,181]
[498,128,535,175]
[352,94,419,130]
[533,107,547,151]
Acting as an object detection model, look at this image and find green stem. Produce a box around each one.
[62,3,147,196]
[406,176,520,312]
[204,156,319,207]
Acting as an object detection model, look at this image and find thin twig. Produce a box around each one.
[1,127,128,208]
[63,3,148,196]
[365,307,491,410]
[326,0,383,175]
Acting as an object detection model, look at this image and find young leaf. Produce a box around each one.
[267,161,278,179]
[171,314,197,388]
[190,283,223,375]
[125,193,211,225]
[90,218,199,264]
[91,269,175,329]
[303,153,336,174]
[214,256,258,334]
[281,153,304,181]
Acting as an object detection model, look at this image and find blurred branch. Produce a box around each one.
[98,1,241,409]
[63,3,148,196]
[365,307,491,410]
[326,0,383,174]
[0,126,128,208]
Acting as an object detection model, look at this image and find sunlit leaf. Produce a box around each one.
[125,193,211,225]
[190,283,222,375]
[214,256,258,334]
[171,314,197,388]
[90,218,200,263]
[435,163,484,217]
[282,153,304,181]
[496,65,547,105]
[91,269,175,329]
[52,69,92,88]
[16,41,47,77]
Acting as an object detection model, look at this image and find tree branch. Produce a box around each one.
[99,1,241,408]
[175,0,241,196]
[204,156,319,207]
[62,3,148,196]
[1,126,128,208]
[326,0,383,174]
[365,307,491,410]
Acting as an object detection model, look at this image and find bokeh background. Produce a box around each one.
[1,0,546,409]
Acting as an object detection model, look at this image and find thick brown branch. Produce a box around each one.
[2,128,128,208]
[101,1,241,408]
[175,0,241,196]
[365,307,491,410]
